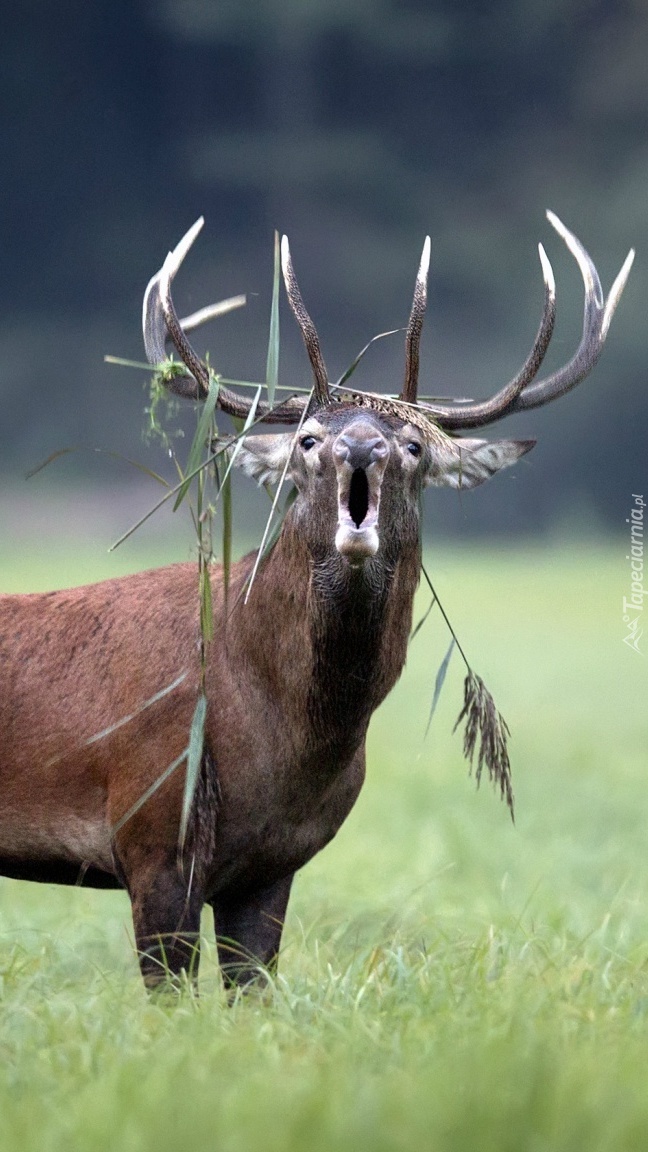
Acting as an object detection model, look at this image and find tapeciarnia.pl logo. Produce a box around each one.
[622,493,645,654]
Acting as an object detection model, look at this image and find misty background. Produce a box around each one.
[1,0,645,555]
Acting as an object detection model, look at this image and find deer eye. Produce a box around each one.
[300,435,317,450]
[407,441,422,458]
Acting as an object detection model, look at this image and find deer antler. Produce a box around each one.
[510,211,634,411]
[281,236,330,407]
[143,215,633,434]
[143,218,307,424]
[410,242,557,428]
[415,212,634,429]
[401,236,431,405]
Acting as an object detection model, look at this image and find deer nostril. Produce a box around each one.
[368,439,388,461]
[336,434,387,471]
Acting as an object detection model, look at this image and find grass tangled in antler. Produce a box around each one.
[454,672,514,821]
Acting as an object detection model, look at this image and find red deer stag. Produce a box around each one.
[0,214,633,989]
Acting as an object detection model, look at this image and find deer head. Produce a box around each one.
[234,408,533,568]
[143,214,634,567]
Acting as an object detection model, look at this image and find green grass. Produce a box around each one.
[1,538,647,1151]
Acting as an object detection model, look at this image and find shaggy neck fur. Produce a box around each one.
[230,506,421,766]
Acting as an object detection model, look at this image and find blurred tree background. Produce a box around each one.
[0,0,645,539]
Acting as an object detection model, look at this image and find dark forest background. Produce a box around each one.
[0,0,646,540]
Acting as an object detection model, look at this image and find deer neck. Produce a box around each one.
[231,516,421,757]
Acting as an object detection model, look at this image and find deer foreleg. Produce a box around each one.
[128,863,203,990]
[211,873,294,990]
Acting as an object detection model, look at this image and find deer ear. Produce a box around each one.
[233,433,294,487]
[425,438,535,490]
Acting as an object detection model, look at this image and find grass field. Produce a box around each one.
[1,534,647,1151]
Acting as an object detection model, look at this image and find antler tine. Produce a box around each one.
[508,211,634,413]
[602,248,635,340]
[157,219,212,398]
[142,270,170,369]
[143,221,246,376]
[281,236,331,407]
[143,278,212,402]
[401,236,431,404]
[180,295,247,333]
[143,220,308,423]
[419,242,557,429]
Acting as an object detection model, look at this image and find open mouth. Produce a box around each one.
[348,469,370,528]
[335,466,382,564]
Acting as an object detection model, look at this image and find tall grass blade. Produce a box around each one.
[244,394,312,604]
[265,231,280,407]
[425,639,455,736]
[335,329,401,388]
[221,377,311,394]
[200,556,214,645]
[112,748,188,836]
[26,446,169,487]
[222,466,232,604]
[173,376,221,511]
[178,693,207,850]
[44,672,188,770]
[410,594,437,642]
[110,394,281,551]
[217,387,262,492]
[420,564,471,670]
[225,486,298,623]
[210,389,264,604]
[254,486,298,565]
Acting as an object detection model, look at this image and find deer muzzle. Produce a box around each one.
[332,423,389,565]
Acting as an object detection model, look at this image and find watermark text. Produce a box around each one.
[622,493,645,654]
